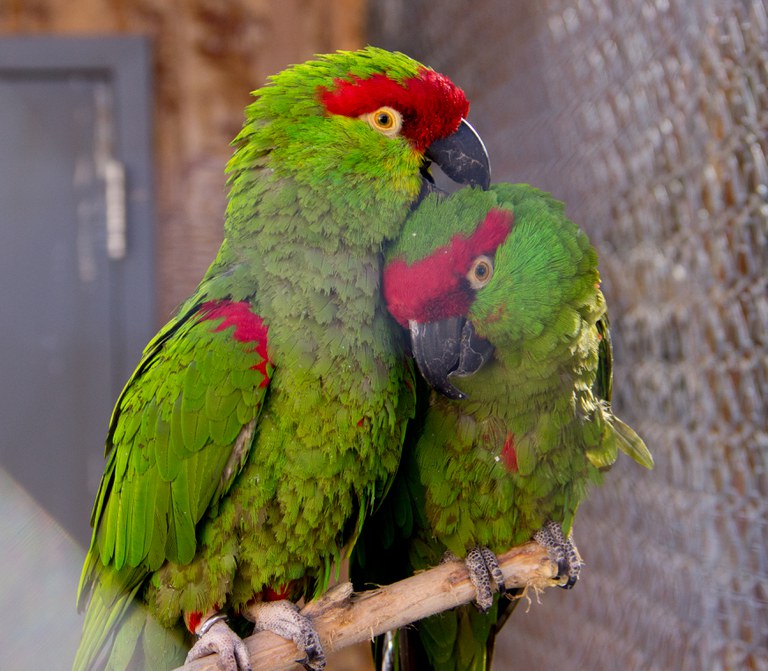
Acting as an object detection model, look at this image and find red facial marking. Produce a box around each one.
[501,432,518,473]
[384,209,513,327]
[319,68,469,152]
[199,300,272,387]
[186,611,203,634]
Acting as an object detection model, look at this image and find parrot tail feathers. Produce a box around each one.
[483,590,521,669]
[612,417,654,469]
[386,605,496,671]
[374,627,433,671]
[72,572,188,671]
[72,577,139,671]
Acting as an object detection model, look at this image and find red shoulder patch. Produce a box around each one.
[199,300,272,387]
[200,300,267,343]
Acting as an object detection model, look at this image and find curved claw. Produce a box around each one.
[247,600,326,671]
[533,520,584,589]
[185,619,252,671]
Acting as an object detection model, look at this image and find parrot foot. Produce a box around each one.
[444,546,505,612]
[247,599,326,671]
[185,617,252,671]
[534,520,583,589]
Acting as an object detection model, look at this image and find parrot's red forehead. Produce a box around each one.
[319,68,469,152]
[383,209,513,327]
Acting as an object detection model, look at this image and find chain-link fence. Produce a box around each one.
[369,1,767,668]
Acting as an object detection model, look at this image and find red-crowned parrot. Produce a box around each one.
[73,47,490,671]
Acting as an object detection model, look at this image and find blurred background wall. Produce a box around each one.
[1,0,766,669]
[1,0,364,319]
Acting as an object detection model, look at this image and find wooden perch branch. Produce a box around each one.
[176,542,560,671]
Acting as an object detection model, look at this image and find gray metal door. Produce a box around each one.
[0,37,155,548]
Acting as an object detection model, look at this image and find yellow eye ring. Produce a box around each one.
[363,106,403,137]
[467,256,494,289]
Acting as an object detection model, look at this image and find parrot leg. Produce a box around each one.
[443,546,506,612]
[185,616,252,671]
[246,599,326,671]
[534,520,583,589]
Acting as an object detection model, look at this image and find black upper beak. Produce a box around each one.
[421,119,491,197]
[409,317,495,400]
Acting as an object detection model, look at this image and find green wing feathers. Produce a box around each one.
[73,562,188,671]
[87,299,272,575]
[75,299,272,670]
[611,416,654,469]
[591,316,653,470]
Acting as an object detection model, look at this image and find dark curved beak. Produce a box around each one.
[419,119,491,201]
[409,317,495,400]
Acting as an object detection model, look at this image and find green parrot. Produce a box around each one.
[354,183,653,671]
[73,47,490,671]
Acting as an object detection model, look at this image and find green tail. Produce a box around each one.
[383,594,518,671]
[72,570,188,671]
[420,605,495,671]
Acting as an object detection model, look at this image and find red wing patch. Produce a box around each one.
[199,300,272,387]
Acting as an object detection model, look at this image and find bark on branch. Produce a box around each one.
[176,541,560,671]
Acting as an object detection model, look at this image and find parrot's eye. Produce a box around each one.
[467,256,494,289]
[362,106,403,137]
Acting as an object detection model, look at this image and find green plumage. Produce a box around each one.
[72,47,472,670]
[355,184,652,670]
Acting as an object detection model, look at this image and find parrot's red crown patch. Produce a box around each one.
[384,209,513,326]
[319,68,470,152]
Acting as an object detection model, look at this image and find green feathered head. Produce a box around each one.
[383,184,604,398]
[224,47,490,245]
